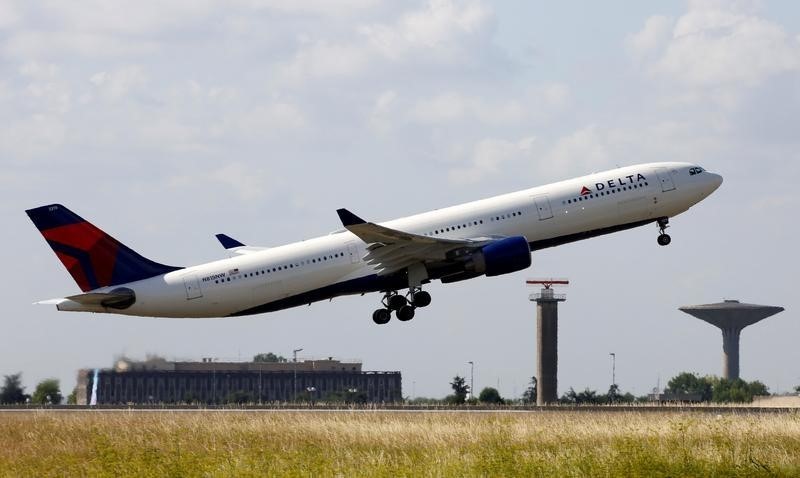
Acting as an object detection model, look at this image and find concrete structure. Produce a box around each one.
[76,357,401,405]
[528,280,567,405]
[752,395,800,408]
[679,300,785,380]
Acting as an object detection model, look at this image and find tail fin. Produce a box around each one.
[26,204,182,292]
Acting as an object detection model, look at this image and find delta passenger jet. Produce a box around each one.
[27,162,722,324]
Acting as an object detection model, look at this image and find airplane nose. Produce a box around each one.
[707,173,723,193]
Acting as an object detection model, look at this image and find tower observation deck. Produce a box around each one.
[679,300,785,380]
[528,279,568,405]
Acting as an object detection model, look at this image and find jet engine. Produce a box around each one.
[441,236,532,283]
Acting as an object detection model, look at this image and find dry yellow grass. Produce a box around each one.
[1,410,799,477]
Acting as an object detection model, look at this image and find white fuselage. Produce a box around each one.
[59,162,721,318]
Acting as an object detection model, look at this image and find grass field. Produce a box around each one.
[1,410,799,477]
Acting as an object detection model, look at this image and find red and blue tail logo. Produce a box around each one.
[26,204,181,292]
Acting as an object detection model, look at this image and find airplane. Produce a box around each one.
[26,162,722,324]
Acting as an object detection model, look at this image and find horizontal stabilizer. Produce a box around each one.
[66,288,135,309]
[35,287,136,312]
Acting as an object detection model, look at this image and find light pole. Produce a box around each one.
[609,353,616,387]
[468,361,474,400]
[293,348,303,403]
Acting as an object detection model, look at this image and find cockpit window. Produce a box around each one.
[689,167,705,175]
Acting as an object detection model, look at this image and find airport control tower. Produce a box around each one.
[528,279,568,405]
[679,300,785,380]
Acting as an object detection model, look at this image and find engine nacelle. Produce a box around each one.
[462,236,532,277]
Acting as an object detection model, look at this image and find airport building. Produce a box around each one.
[76,357,402,405]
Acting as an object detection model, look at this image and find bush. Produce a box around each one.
[478,387,504,404]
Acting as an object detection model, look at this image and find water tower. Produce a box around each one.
[679,300,785,380]
[528,278,568,405]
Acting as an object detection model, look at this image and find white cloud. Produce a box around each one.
[0,81,10,102]
[542,126,612,178]
[137,117,208,154]
[278,0,495,84]
[37,0,218,35]
[633,3,800,88]
[208,162,272,201]
[247,0,379,16]
[3,30,159,59]
[449,136,535,185]
[359,0,492,62]
[17,62,72,114]
[168,162,274,201]
[90,66,148,101]
[233,102,307,137]
[411,92,468,123]
[527,83,571,110]
[0,114,66,158]
[411,92,529,126]
[0,1,20,29]
[278,40,370,83]
[368,90,399,134]
[626,15,673,57]
[406,83,569,127]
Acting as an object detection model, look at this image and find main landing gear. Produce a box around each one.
[656,217,672,246]
[372,288,432,325]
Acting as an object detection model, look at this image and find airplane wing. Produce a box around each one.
[215,234,269,255]
[336,208,491,275]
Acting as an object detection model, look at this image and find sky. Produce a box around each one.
[1,0,799,400]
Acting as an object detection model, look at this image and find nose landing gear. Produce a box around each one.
[371,288,432,324]
[656,217,671,246]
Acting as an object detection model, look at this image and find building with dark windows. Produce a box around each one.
[76,357,401,405]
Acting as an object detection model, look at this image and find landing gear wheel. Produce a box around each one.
[396,305,416,322]
[411,291,431,308]
[656,217,671,246]
[372,309,391,325]
[387,294,407,310]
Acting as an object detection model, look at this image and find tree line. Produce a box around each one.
[0,373,66,405]
[410,372,784,406]
[1,368,791,406]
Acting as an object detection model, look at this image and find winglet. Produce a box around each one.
[336,208,367,227]
[215,233,246,249]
